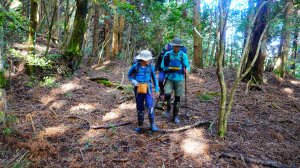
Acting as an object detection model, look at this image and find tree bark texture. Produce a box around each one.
[243,0,268,84]
[28,0,38,52]
[276,1,293,78]
[92,2,100,57]
[193,0,203,68]
[112,0,119,59]
[64,0,88,71]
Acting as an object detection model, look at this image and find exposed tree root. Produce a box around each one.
[219,153,296,168]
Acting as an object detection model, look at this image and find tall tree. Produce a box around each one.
[243,0,268,84]
[28,0,38,52]
[64,0,88,71]
[112,0,119,59]
[216,0,271,138]
[92,1,100,58]
[44,0,58,56]
[276,1,293,78]
[118,0,126,52]
[291,10,299,75]
[104,0,111,61]
[193,0,203,68]
[0,10,7,128]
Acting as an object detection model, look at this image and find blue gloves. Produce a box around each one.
[131,80,138,86]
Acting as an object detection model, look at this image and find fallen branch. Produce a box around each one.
[113,158,129,162]
[219,153,296,168]
[90,122,132,129]
[159,120,211,133]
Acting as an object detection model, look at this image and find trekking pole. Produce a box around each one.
[184,69,188,118]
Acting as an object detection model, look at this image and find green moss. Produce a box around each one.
[197,92,220,102]
[0,70,6,89]
[97,79,113,87]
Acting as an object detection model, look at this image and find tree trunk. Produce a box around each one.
[209,40,216,67]
[104,0,111,61]
[28,0,38,52]
[64,0,88,71]
[193,0,203,68]
[44,0,58,56]
[242,0,268,84]
[276,1,293,78]
[0,17,7,127]
[216,0,230,138]
[112,0,119,59]
[92,2,100,58]
[291,10,299,75]
[118,0,126,52]
[204,8,213,67]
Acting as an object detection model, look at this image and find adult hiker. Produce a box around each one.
[155,39,187,108]
[161,38,190,124]
[128,50,160,133]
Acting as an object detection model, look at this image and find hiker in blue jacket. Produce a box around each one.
[161,38,190,124]
[155,38,187,108]
[128,50,160,133]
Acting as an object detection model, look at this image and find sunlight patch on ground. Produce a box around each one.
[39,124,68,138]
[69,103,96,115]
[282,87,294,94]
[181,129,210,161]
[41,95,55,105]
[49,100,68,110]
[188,75,205,83]
[119,102,136,111]
[93,61,111,71]
[102,110,120,121]
[290,80,300,86]
[60,82,82,93]
[80,129,105,143]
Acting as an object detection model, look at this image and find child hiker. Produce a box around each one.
[128,50,160,133]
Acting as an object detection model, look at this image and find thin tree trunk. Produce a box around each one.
[92,2,100,58]
[204,8,213,67]
[291,10,299,75]
[28,0,38,52]
[0,18,7,127]
[209,40,216,67]
[112,0,119,59]
[44,0,58,56]
[118,0,126,52]
[216,0,230,138]
[104,0,111,61]
[193,0,203,68]
[276,1,293,78]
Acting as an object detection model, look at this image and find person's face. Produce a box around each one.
[173,46,180,53]
[142,60,150,65]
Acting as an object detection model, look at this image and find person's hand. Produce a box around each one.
[184,68,188,75]
[131,80,138,86]
[152,91,159,98]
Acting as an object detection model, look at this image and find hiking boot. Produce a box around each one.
[148,107,159,132]
[173,102,180,124]
[134,111,144,133]
[164,96,171,118]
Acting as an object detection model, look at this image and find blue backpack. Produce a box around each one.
[155,43,187,71]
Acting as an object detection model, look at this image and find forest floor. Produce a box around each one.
[1,45,300,167]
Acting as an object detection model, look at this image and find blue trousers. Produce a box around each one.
[134,87,153,111]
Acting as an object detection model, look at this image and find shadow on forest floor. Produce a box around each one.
[1,57,299,167]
